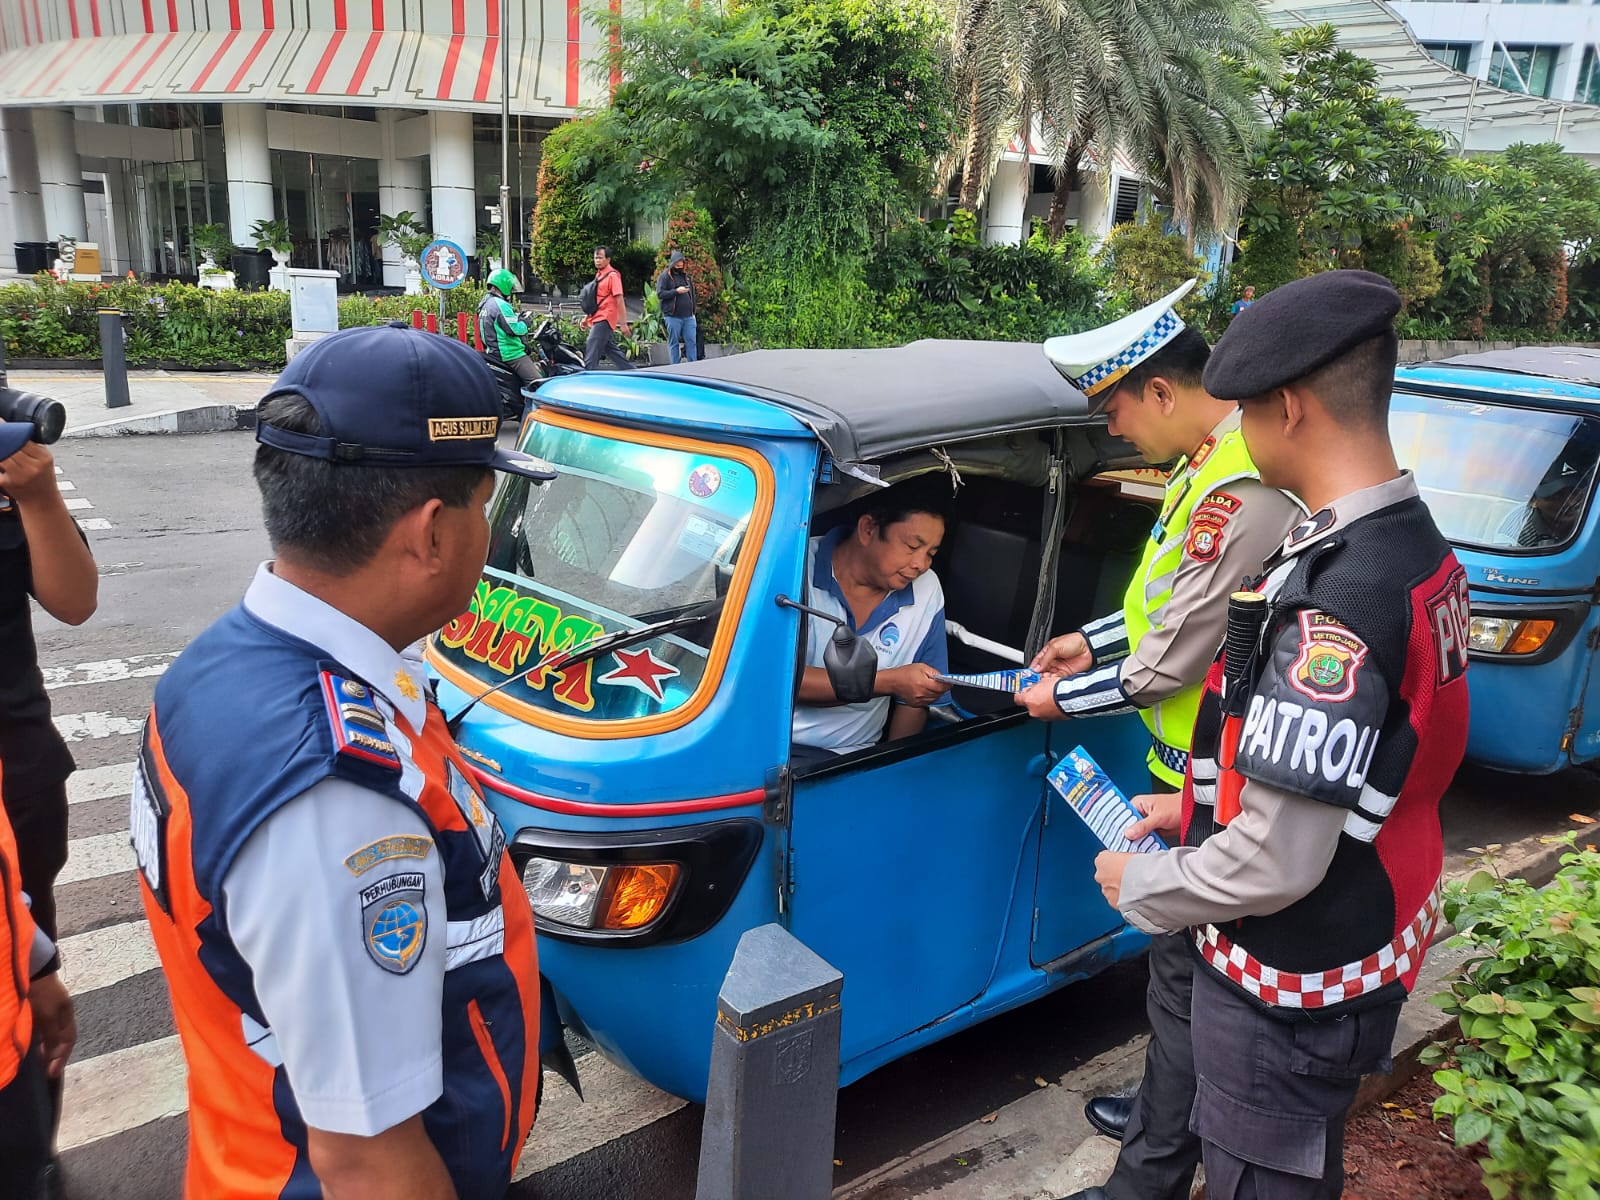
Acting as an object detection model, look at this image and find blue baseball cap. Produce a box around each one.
[255,322,555,480]
[0,420,31,461]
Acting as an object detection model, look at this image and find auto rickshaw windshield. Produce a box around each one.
[429,417,761,725]
[1391,392,1600,554]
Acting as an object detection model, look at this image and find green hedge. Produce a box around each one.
[0,278,493,371]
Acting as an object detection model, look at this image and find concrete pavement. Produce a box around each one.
[6,368,274,438]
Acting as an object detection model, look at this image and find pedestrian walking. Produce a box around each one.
[1019,281,1301,1200]
[656,250,699,364]
[582,245,633,370]
[134,323,556,1199]
[1077,270,1470,1200]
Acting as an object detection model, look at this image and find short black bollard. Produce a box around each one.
[695,924,843,1200]
[99,307,129,409]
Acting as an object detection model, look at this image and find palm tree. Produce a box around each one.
[950,0,1276,243]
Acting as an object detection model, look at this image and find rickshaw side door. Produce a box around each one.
[1030,718,1154,965]
[783,718,1050,1070]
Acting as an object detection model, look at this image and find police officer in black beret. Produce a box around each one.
[1067,271,1472,1200]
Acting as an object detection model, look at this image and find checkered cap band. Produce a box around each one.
[1194,887,1441,1010]
[1075,311,1185,396]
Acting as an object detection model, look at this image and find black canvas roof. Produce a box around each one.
[644,340,1091,467]
[1434,346,1600,389]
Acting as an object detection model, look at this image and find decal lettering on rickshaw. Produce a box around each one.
[439,580,604,712]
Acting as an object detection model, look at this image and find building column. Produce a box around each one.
[379,111,427,287]
[983,159,1029,247]
[428,109,477,253]
[3,108,50,258]
[32,107,87,243]
[223,102,275,247]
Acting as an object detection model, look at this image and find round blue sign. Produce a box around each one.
[419,238,469,290]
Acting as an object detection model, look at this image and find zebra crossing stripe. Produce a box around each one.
[78,517,114,531]
[52,711,144,741]
[68,762,137,805]
[59,1035,187,1152]
[44,654,175,691]
[63,497,93,511]
[60,919,159,995]
[57,480,75,491]
[59,831,137,887]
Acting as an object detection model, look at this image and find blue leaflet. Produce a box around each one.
[1046,746,1168,855]
[936,668,1042,693]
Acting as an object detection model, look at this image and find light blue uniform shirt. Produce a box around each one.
[791,529,949,754]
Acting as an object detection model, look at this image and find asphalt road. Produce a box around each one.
[34,429,1600,1200]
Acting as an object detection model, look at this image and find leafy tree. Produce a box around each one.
[1234,25,1456,293]
[950,0,1272,241]
[529,119,622,289]
[1096,221,1211,318]
[1422,143,1600,336]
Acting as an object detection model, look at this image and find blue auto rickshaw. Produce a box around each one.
[1392,347,1600,774]
[425,342,1165,1101]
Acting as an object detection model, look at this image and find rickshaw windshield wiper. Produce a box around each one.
[444,598,724,736]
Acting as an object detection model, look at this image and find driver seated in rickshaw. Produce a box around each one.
[1498,461,1594,548]
[791,484,952,765]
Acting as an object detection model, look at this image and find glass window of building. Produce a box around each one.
[1581,48,1600,106]
[1488,44,1559,97]
[1422,42,1474,73]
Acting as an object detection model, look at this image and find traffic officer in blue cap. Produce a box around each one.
[1077,271,1471,1200]
[135,323,556,1200]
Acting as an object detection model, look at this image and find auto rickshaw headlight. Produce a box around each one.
[1468,616,1556,656]
[521,857,681,931]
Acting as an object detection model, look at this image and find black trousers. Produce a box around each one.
[1189,965,1400,1199]
[2,781,68,944]
[1104,773,1197,1200]
[0,1049,56,1197]
[509,355,542,385]
[583,321,633,371]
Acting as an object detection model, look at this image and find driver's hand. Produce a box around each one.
[881,663,947,707]
[1031,632,1093,677]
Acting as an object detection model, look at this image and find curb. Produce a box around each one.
[836,820,1591,1199]
[64,404,255,438]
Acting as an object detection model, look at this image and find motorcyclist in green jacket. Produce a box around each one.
[478,269,540,387]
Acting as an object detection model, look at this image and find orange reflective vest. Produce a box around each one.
[0,758,37,1090]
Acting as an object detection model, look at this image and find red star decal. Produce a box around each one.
[597,646,680,702]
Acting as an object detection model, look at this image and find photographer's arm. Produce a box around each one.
[0,441,98,625]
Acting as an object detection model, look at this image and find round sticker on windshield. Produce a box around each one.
[688,464,722,498]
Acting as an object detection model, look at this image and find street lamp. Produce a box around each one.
[500,8,512,273]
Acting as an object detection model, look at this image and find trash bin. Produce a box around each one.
[231,250,272,291]
[13,242,50,274]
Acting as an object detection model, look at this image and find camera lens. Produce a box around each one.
[0,388,67,445]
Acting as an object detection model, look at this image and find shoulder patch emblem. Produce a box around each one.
[1196,491,1242,519]
[320,671,401,770]
[1289,611,1369,702]
[1186,517,1226,562]
[362,872,428,974]
[344,835,434,876]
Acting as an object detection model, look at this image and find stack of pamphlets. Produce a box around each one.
[935,667,1042,692]
[1046,746,1167,854]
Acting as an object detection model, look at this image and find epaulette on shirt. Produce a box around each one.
[318,670,401,770]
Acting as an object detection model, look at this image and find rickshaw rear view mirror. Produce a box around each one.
[777,594,878,703]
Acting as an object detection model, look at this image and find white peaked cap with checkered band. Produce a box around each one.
[1044,279,1199,411]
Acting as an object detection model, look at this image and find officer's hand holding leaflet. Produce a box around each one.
[1030,631,1094,679]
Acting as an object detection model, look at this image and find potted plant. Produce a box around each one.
[247,218,293,292]
[192,223,237,290]
[376,211,432,295]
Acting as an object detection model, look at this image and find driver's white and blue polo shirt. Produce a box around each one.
[792,528,950,755]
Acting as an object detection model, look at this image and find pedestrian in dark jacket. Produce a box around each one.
[655,251,699,364]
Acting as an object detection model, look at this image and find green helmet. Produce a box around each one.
[488,268,521,297]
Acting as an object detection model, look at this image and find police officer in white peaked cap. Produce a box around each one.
[1020,282,1302,1200]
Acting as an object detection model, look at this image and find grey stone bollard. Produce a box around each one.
[695,924,843,1200]
[99,308,130,409]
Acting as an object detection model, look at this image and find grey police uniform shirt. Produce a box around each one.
[1054,412,1303,716]
[221,564,448,1138]
[1117,475,1420,935]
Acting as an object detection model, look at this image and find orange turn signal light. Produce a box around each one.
[1507,619,1556,656]
[598,863,680,930]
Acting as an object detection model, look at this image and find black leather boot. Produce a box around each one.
[1084,1093,1134,1140]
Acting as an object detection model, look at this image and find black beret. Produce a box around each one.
[1203,270,1402,400]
